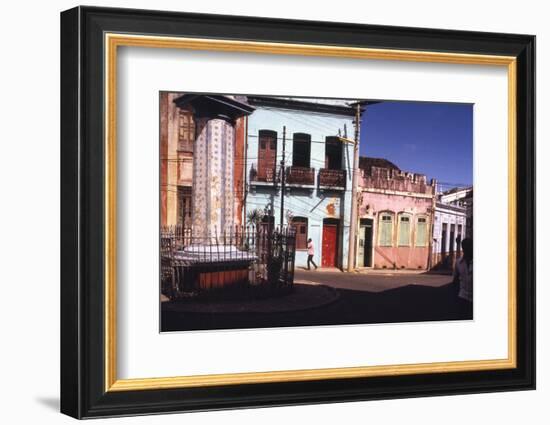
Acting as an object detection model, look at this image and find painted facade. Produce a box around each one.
[432,187,472,270]
[439,186,473,239]
[160,93,472,273]
[356,157,436,270]
[245,96,356,269]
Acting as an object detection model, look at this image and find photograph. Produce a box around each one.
[159,93,474,332]
[57,4,536,419]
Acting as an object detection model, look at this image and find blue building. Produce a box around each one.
[244,96,356,269]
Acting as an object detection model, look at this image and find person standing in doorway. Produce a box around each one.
[307,238,318,270]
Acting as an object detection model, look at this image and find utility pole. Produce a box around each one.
[427,178,437,270]
[242,116,249,227]
[279,125,286,230]
[347,102,362,272]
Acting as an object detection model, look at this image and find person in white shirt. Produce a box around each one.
[306,238,318,270]
[453,238,473,303]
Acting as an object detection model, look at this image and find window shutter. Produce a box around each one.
[292,217,308,249]
[398,215,411,246]
[379,214,393,246]
[258,130,277,181]
[178,109,195,152]
[416,217,427,247]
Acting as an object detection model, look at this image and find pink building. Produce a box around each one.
[356,157,436,270]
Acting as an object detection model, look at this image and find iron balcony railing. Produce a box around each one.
[250,164,280,184]
[319,168,346,188]
[250,165,347,188]
[286,166,315,186]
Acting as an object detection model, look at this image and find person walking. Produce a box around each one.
[307,238,318,270]
[452,238,473,317]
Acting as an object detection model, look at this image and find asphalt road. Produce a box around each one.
[294,268,452,292]
[161,269,471,332]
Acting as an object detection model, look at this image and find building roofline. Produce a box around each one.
[441,186,473,196]
[359,156,401,172]
[247,96,375,117]
[436,202,468,213]
[174,94,255,121]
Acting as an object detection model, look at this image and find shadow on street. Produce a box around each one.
[161,281,472,332]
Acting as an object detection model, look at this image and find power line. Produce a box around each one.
[261,107,347,136]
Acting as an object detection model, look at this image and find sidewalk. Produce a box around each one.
[294,267,452,293]
[297,266,452,276]
[296,266,342,273]
[353,268,447,276]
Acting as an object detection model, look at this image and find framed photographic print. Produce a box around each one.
[60,6,536,419]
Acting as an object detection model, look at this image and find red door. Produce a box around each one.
[322,223,339,267]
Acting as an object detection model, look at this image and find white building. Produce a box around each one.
[432,186,472,270]
[244,96,357,269]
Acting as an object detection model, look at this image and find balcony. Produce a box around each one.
[319,168,346,189]
[286,166,315,186]
[250,165,279,186]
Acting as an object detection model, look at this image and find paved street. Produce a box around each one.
[294,268,452,293]
[161,269,471,332]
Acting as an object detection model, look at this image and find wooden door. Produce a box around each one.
[322,223,339,267]
[257,130,277,181]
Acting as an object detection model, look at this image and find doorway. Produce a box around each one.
[322,218,340,268]
[357,218,373,267]
[257,130,277,181]
[292,133,311,167]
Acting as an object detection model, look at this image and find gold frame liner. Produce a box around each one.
[104,33,517,392]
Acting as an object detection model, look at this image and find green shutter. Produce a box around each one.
[379,214,393,246]
[416,217,427,247]
[398,215,411,246]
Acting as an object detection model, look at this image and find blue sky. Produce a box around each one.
[360,101,473,187]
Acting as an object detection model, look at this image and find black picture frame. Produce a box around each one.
[61,5,535,419]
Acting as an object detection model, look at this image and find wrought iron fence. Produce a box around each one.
[160,225,296,299]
